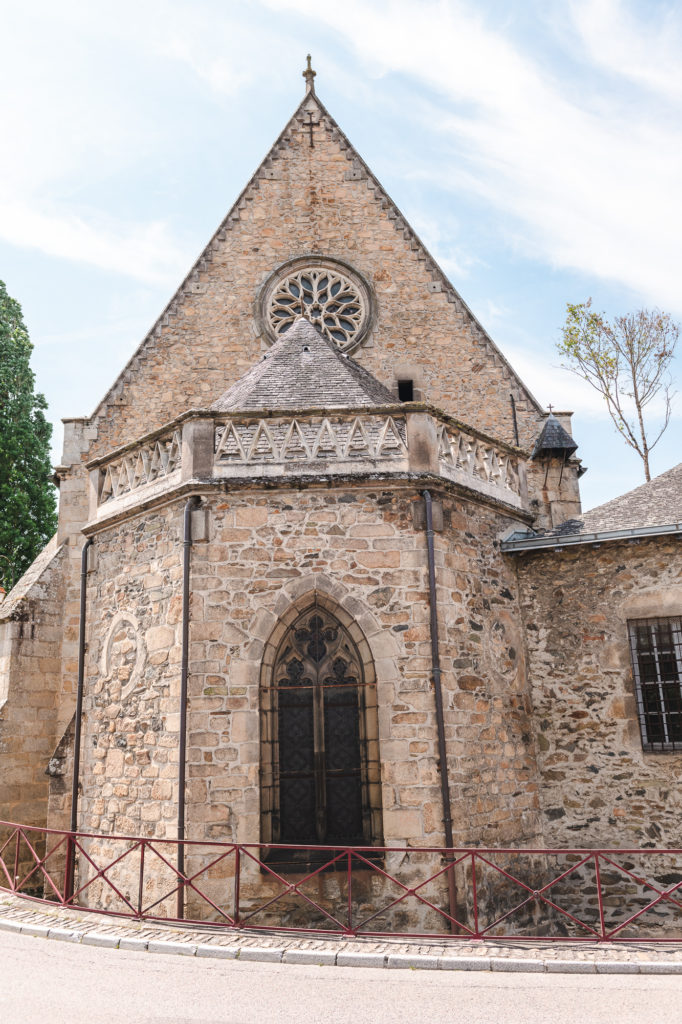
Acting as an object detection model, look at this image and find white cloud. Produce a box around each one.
[568,0,682,101]
[0,201,185,286]
[264,0,682,315]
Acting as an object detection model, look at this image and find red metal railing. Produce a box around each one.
[2,820,682,941]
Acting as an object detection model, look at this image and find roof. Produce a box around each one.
[581,461,682,533]
[212,317,398,412]
[531,414,578,460]
[0,535,62,620]
[502,460,682,553]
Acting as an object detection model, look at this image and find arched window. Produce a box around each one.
[261,602,382,850]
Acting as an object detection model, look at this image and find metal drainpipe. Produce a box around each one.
[66,536,93,901]
[422,490,458,930]
[509,393,520,448]
[177,496,200,919]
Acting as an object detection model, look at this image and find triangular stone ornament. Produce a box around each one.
[131,453,145,490]
[377,417,407,456]
[489,449,502,485]
[281,419,312,461]
[215,421,247,462]
[312,418,341,459]
[148,444,162,480]
[453,433,470,471]
[473,443,489,481]
[248,421,278,461]
[124,458,136,491]
[437,425,454,465]
[167,431,182,472]
[115,462,129,496]
[344,417,372,458]
[100,466,114,503]
[157,441,170,474]
[140,448,152,479]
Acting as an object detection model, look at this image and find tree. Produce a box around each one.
[558,300,679,482]
[0,280,57,592]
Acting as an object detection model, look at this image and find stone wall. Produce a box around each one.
[76,508,185,842]
[515,534,682,848]
[64,478,542,922]
[0,540,68,829]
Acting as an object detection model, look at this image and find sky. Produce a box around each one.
[2,0,681,512]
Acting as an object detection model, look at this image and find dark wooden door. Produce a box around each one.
[276,610,365,844]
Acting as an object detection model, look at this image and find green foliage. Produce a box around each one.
[0,280,57,592]
[558,300,679,482]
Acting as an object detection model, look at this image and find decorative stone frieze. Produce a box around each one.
[90,409,526,518]
[437,423,522,506]
[97,429,182,505]
[214,413,407,474]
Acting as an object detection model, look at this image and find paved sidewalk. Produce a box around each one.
[2,891,682,974]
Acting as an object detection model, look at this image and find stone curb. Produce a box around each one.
[2,909,682,975]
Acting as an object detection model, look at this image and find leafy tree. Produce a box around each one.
[0,280,57,592]
[558,300,679,482]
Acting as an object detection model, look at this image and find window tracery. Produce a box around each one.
[260,257,373,353]
[260,603,382,852]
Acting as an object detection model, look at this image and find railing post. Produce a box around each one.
[233,847,241,927]
[347,850,353,934]
[137,841,146,918]
[595,852,606,941]
[13,829,20,891]
[64,833,74,904]
[471,852,479,938]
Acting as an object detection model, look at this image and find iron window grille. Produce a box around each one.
[628,617,682,751]
[260,603,382,868]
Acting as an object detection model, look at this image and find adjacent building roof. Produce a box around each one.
[581,461,682,533]
[212,317,398,412]
[502,460,682,553]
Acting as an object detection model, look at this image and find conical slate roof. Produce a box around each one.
[531,414,578,460]
[212,317,398,412]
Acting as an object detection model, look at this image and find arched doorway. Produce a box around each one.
[260,600,382,849]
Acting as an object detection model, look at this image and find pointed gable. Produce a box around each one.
[213,317,397,412]
[83,63,544,467]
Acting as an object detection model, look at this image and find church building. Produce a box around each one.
[1,60,681,927]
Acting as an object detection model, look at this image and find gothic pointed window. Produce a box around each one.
[261,604,382,851]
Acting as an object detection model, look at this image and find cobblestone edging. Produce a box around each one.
[2,895,682,974]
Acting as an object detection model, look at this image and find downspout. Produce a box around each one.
[422,490,458,930]
[66,536,93,901]
[509,393,520,448]
[177,495,200,919]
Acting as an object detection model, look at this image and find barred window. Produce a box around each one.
[628,617,682,751]
[260,603,382,864]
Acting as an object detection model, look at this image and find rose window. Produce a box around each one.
[263,260,372,353]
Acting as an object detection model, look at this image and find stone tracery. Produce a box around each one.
[263,260,371,352]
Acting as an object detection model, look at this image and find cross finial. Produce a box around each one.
[547,404,554,414]
[303,54,316,94]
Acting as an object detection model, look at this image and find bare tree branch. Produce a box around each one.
[558,300,679,482]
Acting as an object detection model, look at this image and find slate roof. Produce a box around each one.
[0,535,61,620]
[580,461,682,533]
[212,317,398,412]
[531,414,578,459]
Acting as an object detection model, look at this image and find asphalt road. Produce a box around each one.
[2,930,682,1024]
